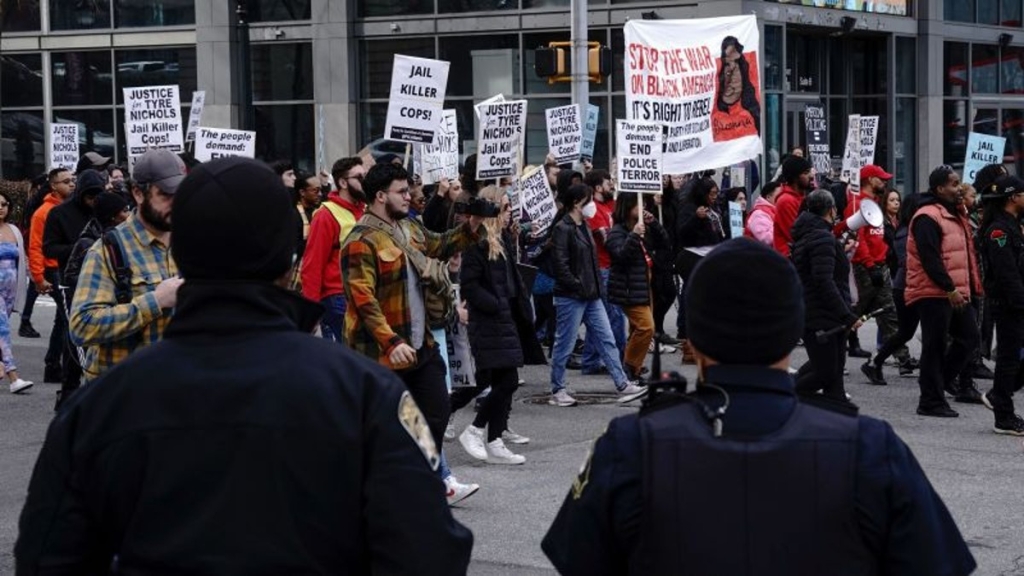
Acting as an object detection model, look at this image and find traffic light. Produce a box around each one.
[534,46,568,78]
[588,45,611,80]
[534,42,610,84]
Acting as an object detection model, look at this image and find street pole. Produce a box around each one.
[233,0,254,131]
[570,0,588,112]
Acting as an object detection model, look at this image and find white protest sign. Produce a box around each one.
[194,127,257,162]
[123,85,184,155]
[420,109,459,185]
[184,90,206,143]
[616,119,664,194]
[474,94,505,120]
[728,201,743,239]
[445,284,476,388]
[49,123,79,171]
[384,55,450,144]
[581,104,600,163]
[545,104,582,165]
[963,132,1006,185]
[476,99,527,180]
[840,114,862,192]
[625,16,762,174]
[519,166,558,234]
[857,115,879,168]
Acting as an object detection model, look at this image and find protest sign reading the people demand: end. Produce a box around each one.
[194,127,256,162]
[476,99,527,180]
[624,15,761,175]
[49,124,79,171]
[803,104,830,178]
[545,104,582,165]
[963,132,1006,185]
[616,120,663,194]
[581,104,600,163]
[519,166,558,234]
[420,109,459,185]
[123,85,183,155]
[384,55,450,145]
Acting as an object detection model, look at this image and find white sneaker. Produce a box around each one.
[458,424,488,460]
[9,379,33,394]
[444,415,456,441]
[485,438,526,465]
[548,389,578,407]
[617,382,648,404]
[444,476,480,506]
[502,427,530,445]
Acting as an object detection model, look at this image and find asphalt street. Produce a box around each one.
[2,301,1023,575]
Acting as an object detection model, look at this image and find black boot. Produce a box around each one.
[18,320,40,338]
[954,378,984,404]
[43,364,63,384]
[847,333,871,359]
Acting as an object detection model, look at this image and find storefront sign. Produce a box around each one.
[624,15,762,174]
[123,85,184,155]
[194,127,256,162]
[545,104,582,165]
[581,104,600,163]
[803,103,830,180]
[49,123,79,172]
[963,132,1006,185]
[384,55,451,145]
[476,99,527,180]
[616,119,664,194]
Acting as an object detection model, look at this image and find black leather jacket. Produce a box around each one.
[551,214,603,301]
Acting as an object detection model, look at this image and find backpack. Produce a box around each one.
[102,230,133,304]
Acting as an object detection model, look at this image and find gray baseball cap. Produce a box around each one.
[133,149,187,194]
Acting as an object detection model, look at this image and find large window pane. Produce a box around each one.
[50,0,111,30]
[439,0,515,13]
[1,0,41,31]
[972,44,999,94]
[979,0,999,24]
[439,34,519,98]
[359,0,432,17]
[1004,0,1022,26]
[52,51,113,106]
[526,98,568,166]
[116,0,195,27]
[1003,109,1024,176]
[611,28,624,93]
[52,109,116,160]
[945,42,969,96]
[247,0,310,21]
[850,38,887,95]
[895,37,916,94]
[252,43,312,101]
[359,102,390,150]
[850,98,887,169]
[255,105,314,172]
[764,25,783,91]
[116,48,198,104]
[943,100,968,169]
[828,98,848,162]
[946,0,976,21]
[361,39,434,99]
[1,54,44,108]
[973,106,1000,135]
[894,98,915,193]
[829,37,847,94]
[1003,46,1024,94]
[786,33,823,93]
[1,112,45,180]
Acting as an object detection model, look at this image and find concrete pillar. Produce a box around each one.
[194,0,239,131]
[917,0,945,186]
[312,0,359,170]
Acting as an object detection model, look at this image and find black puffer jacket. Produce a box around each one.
[675,199,725,248]
[44,169,102,272]
[460,231,546,371]
[551,214,603,300]
[605,221,668,307]
[790,211,858,332]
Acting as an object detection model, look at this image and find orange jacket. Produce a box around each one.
[29,193,62,284]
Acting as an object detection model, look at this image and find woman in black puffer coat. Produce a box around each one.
[606,193,666,380]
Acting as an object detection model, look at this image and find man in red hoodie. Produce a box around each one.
[300,156,367,341]
[772,156,813,257]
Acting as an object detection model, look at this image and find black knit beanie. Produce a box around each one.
[172,157,298,282]
[686,238,804,365]
[93,192,128,225]
[781,156,812,184]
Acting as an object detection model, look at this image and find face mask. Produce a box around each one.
[581,201,598,220]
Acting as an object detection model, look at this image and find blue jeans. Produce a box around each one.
[439,450,452,481]
[582,269,626,371]
[551,296,628,393]
[320,294,346,342]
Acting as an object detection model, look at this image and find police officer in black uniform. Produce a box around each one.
[16,158,473,575]
[541,238,975,576]
[978,174,1024,435]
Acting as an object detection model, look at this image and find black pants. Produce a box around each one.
[43,269,66,369]
[915,298,980,410]
[875,289,921,367]
[989,301,1024,420]
[533,294,555,345]
[796,328,847,400]
[22,281,38,323]
[467,368,518,442]
[397,344,450,452]
[59,285,83,397]
[651,270,676,335]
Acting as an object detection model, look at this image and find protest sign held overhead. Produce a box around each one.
[803,103,830,179]
[840,114,862,191]
[857,115,879,167]
[616,119,663,194]
[49,123,79,172]
[123,85,184,155]
[420,109,460,185]
[545,104,582,165]
[581,104,600,163]
[384,55,451,145]
[624,15,762,175]
[519,165,558,234]
[194,127,256,162]
[476,99,528,180]
[184,90,206,144]
[963,132,1006,184]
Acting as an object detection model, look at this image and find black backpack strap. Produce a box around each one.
[102,231,133,304]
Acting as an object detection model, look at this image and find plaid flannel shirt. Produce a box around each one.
[69,214,178,381]
[341,213,481,369]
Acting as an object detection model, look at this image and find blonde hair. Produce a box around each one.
[478,185,507,261]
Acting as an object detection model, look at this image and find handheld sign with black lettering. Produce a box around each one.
[194,127,256,162]
[185,90,206,144]
[840,114,862,192]
[385,55,451,145]
[123,85,184,155]
[49,123,79,172]
[545,104,582,165]
[420,109,459,185]
[803,103,830,180]
[519,166,558,234]
[476,99,528,180]
[581,104,600,163]
[616,119,663,194]
[963,132,1006,184]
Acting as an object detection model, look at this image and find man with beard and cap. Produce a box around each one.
[772,155,813,257]
[541,238,976,576]
[15,157,473,575]
[300,156,366,341]
[68,148,184,383]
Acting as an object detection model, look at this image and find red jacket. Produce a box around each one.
[772,184,802,257]
[586,198,615,270]
[845,192,889,267]
[300,193,364,302]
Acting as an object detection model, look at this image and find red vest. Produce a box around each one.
[905,204,983,306]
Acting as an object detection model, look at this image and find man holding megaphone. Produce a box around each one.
[839,165,915,372]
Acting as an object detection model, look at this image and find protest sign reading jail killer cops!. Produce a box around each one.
[581,104,600,163]
[476,99,528,180]
[123,85,184,155]
[624,15,762,175]
[519,165,558,233]
[49,123,79,172]
[184,90,206,144]
[419,109,459,185]
[616,119,663,194]
[963,132,1007,185]
[545,104,582,165]
[384,55,451,145]
[194,127,256,162]
[803,103,830,179]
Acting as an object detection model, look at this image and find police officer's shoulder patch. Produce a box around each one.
[572,425,608,500]
[397,391,440,471]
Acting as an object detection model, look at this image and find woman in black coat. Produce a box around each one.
[456,185,545,465]
[675,176,727,249]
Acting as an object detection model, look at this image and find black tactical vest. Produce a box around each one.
[636,401,877,576]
